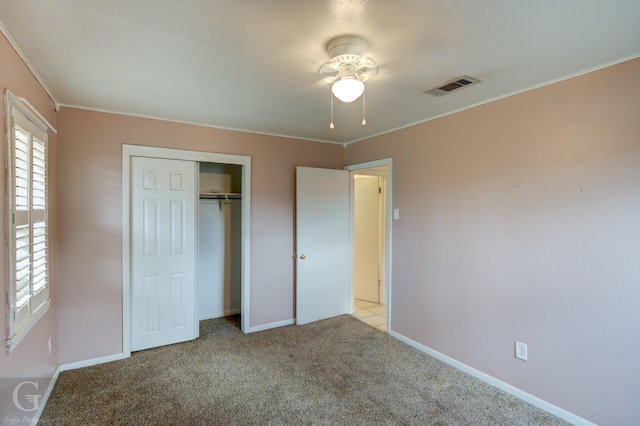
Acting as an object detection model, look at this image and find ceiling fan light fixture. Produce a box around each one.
[332,76,364,102]
[319,35,378,127]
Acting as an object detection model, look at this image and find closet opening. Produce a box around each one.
[122,145,251,357]
[198,162,243,331]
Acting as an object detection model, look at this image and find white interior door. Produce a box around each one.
[296,166,350,325]
[131,156,197,351]
[354,175,380,303]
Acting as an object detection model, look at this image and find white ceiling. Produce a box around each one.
[1,1,639,144]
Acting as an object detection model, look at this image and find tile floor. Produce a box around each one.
[352,299,387,332]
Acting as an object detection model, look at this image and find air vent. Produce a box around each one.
[424,76,481,97]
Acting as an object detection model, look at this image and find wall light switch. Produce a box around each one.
[393,208,400,220]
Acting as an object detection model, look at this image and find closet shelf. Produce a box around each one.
[199,192,242,200]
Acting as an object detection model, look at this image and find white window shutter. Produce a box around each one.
[5,93,53,352]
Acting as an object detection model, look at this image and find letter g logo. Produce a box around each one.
[12,381,41,412]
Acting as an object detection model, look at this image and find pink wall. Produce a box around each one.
[0,33,58,382]
[345,58,640,425]
[55,107,344,363]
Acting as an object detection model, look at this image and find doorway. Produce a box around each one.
[347,159,391,333]
[122,145,251,357]
[198,162,243,322]
[294,160,392,330]
[354,174,383,303]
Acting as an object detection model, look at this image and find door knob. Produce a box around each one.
[299,254,306,260]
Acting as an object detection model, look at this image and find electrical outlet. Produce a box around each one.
[515,341,528,361]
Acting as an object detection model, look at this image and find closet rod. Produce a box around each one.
[199,193,242,200]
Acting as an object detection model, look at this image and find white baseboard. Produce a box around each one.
[389,330,595,426]
[246,318,295,333]
[58,352,127,372]
[31,366,61,426]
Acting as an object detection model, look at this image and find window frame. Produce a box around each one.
[5,90,56,353]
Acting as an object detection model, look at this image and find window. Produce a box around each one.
[5,91,56,353]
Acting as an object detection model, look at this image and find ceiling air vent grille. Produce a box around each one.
[425,76,481,97]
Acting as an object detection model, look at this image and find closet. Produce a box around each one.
[197,162,242,321]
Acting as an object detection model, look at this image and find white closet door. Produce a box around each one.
[296,166,350,325]
[131,157,197,351]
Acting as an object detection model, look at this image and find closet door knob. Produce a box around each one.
[299,254,306,260]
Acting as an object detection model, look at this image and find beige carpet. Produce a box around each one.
[40,315,569,425]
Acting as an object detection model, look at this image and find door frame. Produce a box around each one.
[345,158,392,330]
[122,145,251,357]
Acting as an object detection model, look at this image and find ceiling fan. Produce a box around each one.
[318,35,378,128]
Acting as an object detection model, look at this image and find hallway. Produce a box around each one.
[352,299,387,332]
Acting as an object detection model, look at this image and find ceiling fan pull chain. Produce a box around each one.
[361,89,367,126]
[329,91,335,129]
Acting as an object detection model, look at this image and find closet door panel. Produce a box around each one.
[131,156,197,351]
